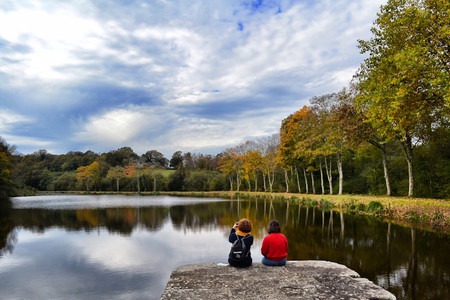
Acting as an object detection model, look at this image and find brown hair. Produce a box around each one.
[268,220,281,234]
[238,218,253,233]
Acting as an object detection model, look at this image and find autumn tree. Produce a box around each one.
[0,137,15,197]
[77,161,101,191]
[218,149,236,191]
[356,0,449,196]
[106,166,125,192]
[124,164,143,192]
[259,134,279,193]
[309,90,355,195]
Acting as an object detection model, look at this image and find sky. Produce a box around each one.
[0,0,386,158]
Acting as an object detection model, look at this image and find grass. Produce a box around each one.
[154,190,450,233]
[39,189,450,234]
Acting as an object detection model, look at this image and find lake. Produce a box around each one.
[0,195,448,299]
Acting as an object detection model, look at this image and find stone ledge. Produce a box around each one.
[160,260,396,300]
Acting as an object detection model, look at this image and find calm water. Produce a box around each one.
[0,195,448,299]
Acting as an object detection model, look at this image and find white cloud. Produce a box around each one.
[75,106,168,146]
[0,4,106,84]
[0,110,33,131]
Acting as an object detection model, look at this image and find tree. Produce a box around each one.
[169,151,183,169]
[356,0,450,196]
[105,147,138,167]
[124,164,143,192]
[260,134,279,193]
[106,166,125,192]
[337,87,393,196]
[141,150,168,168]
[77,161,101,191]
[0,137,15,197]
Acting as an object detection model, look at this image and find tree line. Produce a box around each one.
[0,0,448,198]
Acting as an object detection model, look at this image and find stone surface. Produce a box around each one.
[160,260,396,300]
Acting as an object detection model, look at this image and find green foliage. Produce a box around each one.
[0,137,15,197]
[367,201,384,214]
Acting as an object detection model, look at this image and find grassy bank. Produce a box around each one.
[37,190,449,234]
[151,191,450,234]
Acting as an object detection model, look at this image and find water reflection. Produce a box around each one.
[0,195,449,300]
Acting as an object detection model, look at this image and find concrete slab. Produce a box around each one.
[160,260,396,300]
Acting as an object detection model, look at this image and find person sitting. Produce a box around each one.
[228,218,253,268]
[261,220,288,266]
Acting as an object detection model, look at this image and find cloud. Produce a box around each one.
[75,106,169,145]
[0,0,387,156]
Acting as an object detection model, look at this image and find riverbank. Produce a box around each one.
[142,191,449,233]
[160,261,396,300]
[36,190,450,233]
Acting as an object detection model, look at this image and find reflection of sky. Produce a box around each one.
[11,194,227,209]
[0,218,261,299]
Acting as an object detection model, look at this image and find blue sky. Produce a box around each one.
[0,0,385,158]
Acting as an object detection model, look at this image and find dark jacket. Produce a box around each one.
[228,228,253,268]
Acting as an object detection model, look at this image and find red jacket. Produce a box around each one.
[261,233,288,261]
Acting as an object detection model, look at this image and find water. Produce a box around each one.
[0,195,448,299]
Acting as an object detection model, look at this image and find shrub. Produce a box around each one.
[367,201,384,214]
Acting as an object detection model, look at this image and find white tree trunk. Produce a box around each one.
[263,172,267,192]
[320,157,325,195]
[303,168,309,194]
[337,152,343,195]
[284,169,289,193]
[295,167,301,193]
[325,156,333,195]
[236,171,241,191]
[381,145,391,196]
[311,172,316,194]
[401,137,414,197]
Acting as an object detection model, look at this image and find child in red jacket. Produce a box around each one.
[261,220,288,266]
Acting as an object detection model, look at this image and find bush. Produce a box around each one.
[367,201,384,214]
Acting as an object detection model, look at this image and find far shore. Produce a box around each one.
[33,190,450,234]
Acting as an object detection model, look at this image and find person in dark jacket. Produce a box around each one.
[261,220,288,266]
[228,218,253,268]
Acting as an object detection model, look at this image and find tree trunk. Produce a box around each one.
[254,173,258,192]
[236,172,241,191]
[303,168,309,194]
[325,156,333,195]
[337,152,343,195]
[320,157,325,195]
[263,172,267,192]
[381,144,391,196]
[136,175,141,193]
[116,178,120,192]
[248,173,252,192]
[229,175,233,191]
[268,168,274,193]
[295,167,301,193]
[284,169,289,193]
[401,137,414,197]
[311,172,316,194]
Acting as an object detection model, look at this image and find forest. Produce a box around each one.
[0,0,448,199]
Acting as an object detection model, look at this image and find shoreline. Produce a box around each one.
[30,190,450,234]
